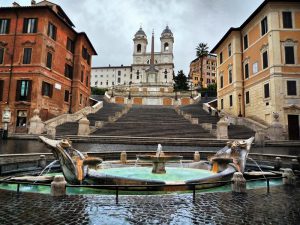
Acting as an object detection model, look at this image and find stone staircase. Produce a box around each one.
[180,100,255,139]
[56,96,125,136]
[56,95,254,139]
[92,105,215,138]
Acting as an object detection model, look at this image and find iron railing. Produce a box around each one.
[0,176,287,204]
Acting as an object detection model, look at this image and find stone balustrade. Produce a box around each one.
[29,101,109,138]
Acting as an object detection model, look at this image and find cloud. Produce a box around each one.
[2,0,264,74]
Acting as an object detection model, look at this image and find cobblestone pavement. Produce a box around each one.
[0,185,299,225]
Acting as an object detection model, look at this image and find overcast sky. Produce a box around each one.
[2,0,264,74]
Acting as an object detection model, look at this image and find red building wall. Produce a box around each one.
[0,5,97,133]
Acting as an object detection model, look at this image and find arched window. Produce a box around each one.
[137,44,141,53]
[164,43,169,51]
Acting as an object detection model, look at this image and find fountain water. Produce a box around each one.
[135,157,140,167]
[137,144,183,174]
[247,157,267,180]
[34,160,58,183]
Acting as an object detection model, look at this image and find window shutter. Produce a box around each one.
[23,18,28,33]
[16,80,21,101]
[0,48,4,64]
[42,81,45,95]
[47,23,50,36]
[34,19,38,33]
[0,80,3,101]
[50,84,53,97]
[27,80,32,101]
[6,19,10,34]
[53,26,57,40]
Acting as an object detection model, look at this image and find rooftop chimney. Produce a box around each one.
[12,2,20,7]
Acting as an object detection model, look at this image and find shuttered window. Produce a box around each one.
[0,80,4,101]
[220,75,223,88]
[262,51,268,69]
[264,83,270,99]
[245,91,250,104]
[23,48,32,64]
[243,35,248,50]
[46,52,52,69]
[64,64,73,79]
[0,19,10,34]
[47,22,57,40]
[23,18,38,33]
[229,95,233,107]
[219,52,223,64]
[66,38,74,53]
[283,12,292,28]
[0,48,4,64]
[64,90,70,102]
[42,81,53,97]
[261,16,268,36]
[285,46,295,64]
[287,81,296,96]
[16,80,32,101]
[245,63,249,79]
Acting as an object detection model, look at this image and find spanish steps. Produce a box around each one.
[56,96,125,136]
[56,95,255,140]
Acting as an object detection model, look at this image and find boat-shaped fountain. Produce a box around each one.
[36,136,254,191]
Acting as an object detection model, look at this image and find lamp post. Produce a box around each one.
[238,93,242,117]
[2,105,11,140]
[111,84,114,97]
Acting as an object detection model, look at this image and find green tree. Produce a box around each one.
[174,70,189,91]
[196,43,209,89]
[198,83,217,97]
[91,87,107,95]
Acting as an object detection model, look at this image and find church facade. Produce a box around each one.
[91,26,174,88]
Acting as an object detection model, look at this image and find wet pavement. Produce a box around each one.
[0,184,299,225]
[1,139,299,156]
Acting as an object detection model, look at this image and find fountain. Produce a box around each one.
[136,144,183,174]
[36,136,255,190]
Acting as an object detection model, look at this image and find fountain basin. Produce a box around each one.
[96,167,213,184]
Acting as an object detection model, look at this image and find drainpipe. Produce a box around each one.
[7,9,18,104]
[3,9,18,136]
[240,31,245,117]
[69,35,77,114]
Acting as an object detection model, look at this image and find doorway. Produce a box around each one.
[15,110,28,133]
[288,115,300,140]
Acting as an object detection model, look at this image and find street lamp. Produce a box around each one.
[2,105,11,140]
[111,84,114,97]
[238,93,242,117]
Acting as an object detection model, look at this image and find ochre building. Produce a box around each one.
[189,54,217,88]
[211,0,300,140]
[0,1,97,133]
